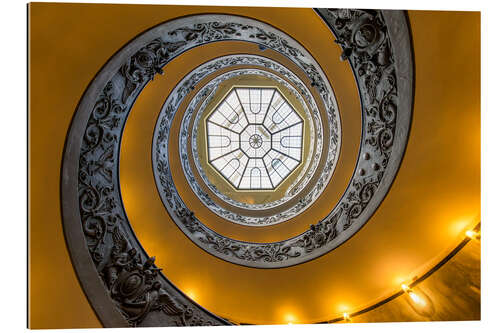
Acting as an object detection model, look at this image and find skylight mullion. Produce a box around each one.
[207,120,240,135]
[209,148,241,163]
[263,161,273,189]
[270,147,300,163]
[235,89,250,125]
[262,89,276,125]
[238,158,250,188]
[269,121,301,135]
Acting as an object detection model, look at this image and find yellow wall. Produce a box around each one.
[28,3,480,328]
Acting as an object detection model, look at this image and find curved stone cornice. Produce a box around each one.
[61,10,413,326]
[163,55,331,226]
[189,66,320,215]
[151,11,413,268]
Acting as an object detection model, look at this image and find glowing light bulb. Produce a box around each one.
[284,314,295,325]
[401,284,410,292]
[343,312,350,322]
[465,230,477,239]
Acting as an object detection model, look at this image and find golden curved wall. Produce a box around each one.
[28,3,480,328]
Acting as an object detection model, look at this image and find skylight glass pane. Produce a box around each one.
[206,87,303,190]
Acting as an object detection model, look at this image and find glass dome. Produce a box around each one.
[206,87,304,190]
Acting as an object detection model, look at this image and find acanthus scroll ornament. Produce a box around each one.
[150,11,412,268]
[78,12,411,270]
[121,39,187,103]
[61,12,413,326]
[78,81,222,326]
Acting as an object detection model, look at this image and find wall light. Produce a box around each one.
[401,284,434,317]
[320,222,479,324]
[465,229,480,240]
[284,314,296,325]
[401,284,426,306]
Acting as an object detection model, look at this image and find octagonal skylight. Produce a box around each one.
[206,87,303,190]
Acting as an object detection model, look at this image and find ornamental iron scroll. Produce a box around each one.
[73,81,229,327]
[61,11,413,327]
[154,11,413,267]
[151,21,342,227]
